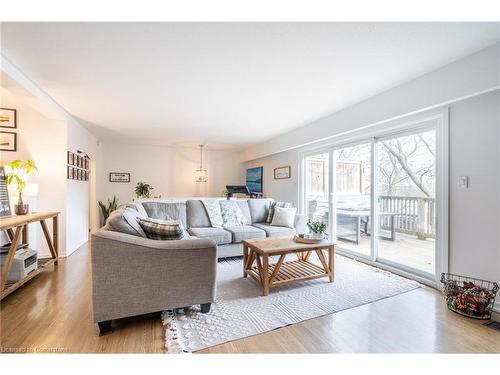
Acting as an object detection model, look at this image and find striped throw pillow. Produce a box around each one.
[266,201,293,223]
[137,217,186,240]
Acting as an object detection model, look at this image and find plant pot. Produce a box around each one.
[310,233,325,240]
[15,203,29,215]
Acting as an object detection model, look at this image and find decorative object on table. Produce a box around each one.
[195,144,207,183]
[246,166,263,196]
[0,108,17,129]
[440,273,499,320]
[0,131,17,152]
[109,172,130,183]
[0,166,12,217]
[274,165,291,179]
[4,159,38,215]
[225,185,250,199]
[0,247,38,282]
[98,196,120,224]
[134,181,153,198]
[306,219,327,240]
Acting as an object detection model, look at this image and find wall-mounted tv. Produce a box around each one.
[246,166,263,194]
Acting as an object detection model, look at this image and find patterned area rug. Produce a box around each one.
[162,255,422,353]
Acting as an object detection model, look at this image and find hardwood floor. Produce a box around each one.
[1,241,499,353]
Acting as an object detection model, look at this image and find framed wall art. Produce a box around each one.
[274,166,291,179]
[0,108,17,129]
[109,172,131,183]
[0,131,17,152]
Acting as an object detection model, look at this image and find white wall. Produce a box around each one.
[1,87,67,258]
[246,149,300,206]
[99,142,245,205]
[448,92,500,282]
[65,118,101,255]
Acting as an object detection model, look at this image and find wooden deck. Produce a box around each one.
[337,232,435,274]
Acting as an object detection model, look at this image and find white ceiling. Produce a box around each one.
[1,22,499,149]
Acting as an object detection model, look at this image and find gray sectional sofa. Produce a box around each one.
[91,198,306,334]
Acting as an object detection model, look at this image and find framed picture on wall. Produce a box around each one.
[84,158,89,170]
[246,167,263,195]
[0,108,17,129]
[109,172,131,183]
[274,166,291,179]
[0,131,17,152]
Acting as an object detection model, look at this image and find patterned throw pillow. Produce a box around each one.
[201,199,224,228]
[137,217,186,240]
[219,200,247,227]
[267,201,293,223]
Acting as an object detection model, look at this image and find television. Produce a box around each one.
[246,167,263,194]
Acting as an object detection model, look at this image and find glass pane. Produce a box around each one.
[377,130,436,275]
[334,143,371,256]
[305,153,330,235]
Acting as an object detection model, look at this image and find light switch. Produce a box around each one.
[458,176,469,189]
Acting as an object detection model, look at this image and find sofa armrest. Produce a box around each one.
[91,230,217,322]
[294,213,308,234]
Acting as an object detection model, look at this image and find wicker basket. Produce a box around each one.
[440,273,499,320]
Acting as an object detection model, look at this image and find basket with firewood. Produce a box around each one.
[440,273,498,320]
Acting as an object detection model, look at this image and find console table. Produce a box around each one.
[1,212,59,300]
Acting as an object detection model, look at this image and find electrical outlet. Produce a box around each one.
[458,176,469,189]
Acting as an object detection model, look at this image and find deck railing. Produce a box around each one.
[379,195,436,239]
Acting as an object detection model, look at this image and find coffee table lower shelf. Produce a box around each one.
[246,259,328,287]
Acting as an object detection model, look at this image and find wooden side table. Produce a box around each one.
[1,212,60,300]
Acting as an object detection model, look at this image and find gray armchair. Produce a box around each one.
[91,229,217,335]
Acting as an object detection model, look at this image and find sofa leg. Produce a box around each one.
[98,320,113,336]
[200,303,211,313]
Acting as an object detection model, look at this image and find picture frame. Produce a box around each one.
[0,166,12,217]
[0,131,17,152]
[67,151,73,165]
[109,172,131,183]
[274,166,291,179]
[67,166,72,179]
[78,169,82,181]
[246,167,263,194]
[84,158,89,170]
[0,108,17,129]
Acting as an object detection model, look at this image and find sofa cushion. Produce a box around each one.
[125,202,149,218]
[219,200,247,226]
[224,225,266,243]
[142,202,187,227]
[247,199,273,223]
[252,223,296,237]
[137,217,186,240]
[235,200,252,224]
[107,208,145,237]
[271,206,297,228]
[202,199,224,227]
[188,227,232,245]
[267,201,293,223]
[186,200,211,227]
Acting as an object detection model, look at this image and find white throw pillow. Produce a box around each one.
[270,206,297,228]
[219,200,247,226]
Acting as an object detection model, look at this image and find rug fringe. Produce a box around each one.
[161,310,190,354]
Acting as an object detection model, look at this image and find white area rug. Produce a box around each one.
[162,255,422,353]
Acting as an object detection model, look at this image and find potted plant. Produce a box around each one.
[134,182,154,198]
[5,159,38,215]
[98,196,120,225]
[306,219,327,240]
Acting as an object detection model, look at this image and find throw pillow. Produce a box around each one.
[267,201,293,223]
[137,217,186,240]
[122,207,148,237]
[201,199,224,228]
[219,200,247,226]
[270,206,297,228]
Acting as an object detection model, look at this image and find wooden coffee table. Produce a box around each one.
[243,236,335,296]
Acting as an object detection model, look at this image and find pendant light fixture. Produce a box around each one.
[195,144,207,183]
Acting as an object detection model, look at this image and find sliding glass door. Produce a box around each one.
[301,121,442,282]
[304,152,330,235]
[376,129,436,277]
[334,142,372,257]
